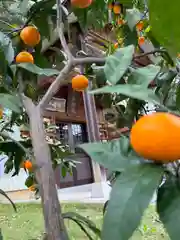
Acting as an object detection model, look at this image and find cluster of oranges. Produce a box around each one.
[136,21,146,45]
[14,24,88,92]
[108,2,122,15]
[130,112,180,163]
[109,2,125,29]
[15,26,41,64]
[113,20,145,49]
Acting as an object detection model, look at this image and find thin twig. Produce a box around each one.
[56,0,73,61]
[74,57,105,65]
[1,120,12,132]
[133,49,167,59]
[0,19,15,29]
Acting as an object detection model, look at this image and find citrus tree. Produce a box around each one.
[78,1,180,240]
[0,0,180,239]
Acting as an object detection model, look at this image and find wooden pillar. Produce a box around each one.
[82,82,106,182]
[79,36,106,183]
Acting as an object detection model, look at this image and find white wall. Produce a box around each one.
[0,125,28,192]
[0,168,28,192]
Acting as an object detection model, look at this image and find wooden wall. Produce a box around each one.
[43,84,105,125]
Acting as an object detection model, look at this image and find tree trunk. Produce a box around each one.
[27,103,68,240]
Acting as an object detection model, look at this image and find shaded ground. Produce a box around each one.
[0,203,169,239]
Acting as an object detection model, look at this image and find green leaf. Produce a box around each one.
[79,136,141,172]
[0,140,31,176]
[15,63,60,76]
[0,32,14,64]
[104,45,135,85]
[0,50,8,77]
[0,140,30,154]
[4,158,14,174]
[102,163,164,240]
[61,165,67,178]
[33,13,50,39]
[128,65,161,87]
[13,146,24,175]
[0,94,21,113]
[125,8,141,30]
[93,66,107,87]
[149,0,180,56]
[90,84,160,104]
[122,24,138,47]
[157,176,180,240]
[33,50,51,68]
[25,176,34,188]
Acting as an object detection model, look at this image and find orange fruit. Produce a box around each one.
[20,26,40,47]
[72,75,89,91]
[130,112,180,162]
[29,185,36,191]
[138,36,145,45]
[24,160,33,170]
[114,42,119,49]
[136,21,144,31]
[117,18,125,25]
[16,51,34,64]
[108,3,114,10]
[113,5,121,14]
[71,0,92,8]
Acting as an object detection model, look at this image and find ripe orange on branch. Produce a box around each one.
[24,160,33,170]
[138,36,145,45]
[72,75,89,91]
[71,0,92,8]
[15,51,34,64]
[20,26,40,47]
[114,42,119,49]
[116,18,125,25]
[113,3,121,14]
[136,21,144,31]
[29,185,36,192]
[130,112,180,163]
[108,2,114,10]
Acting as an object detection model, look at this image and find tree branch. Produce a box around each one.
[133,49,167,59]
[39,2,170,112]
[56,0,73,61]
[74,57,105,65]
[39,63,73,109]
